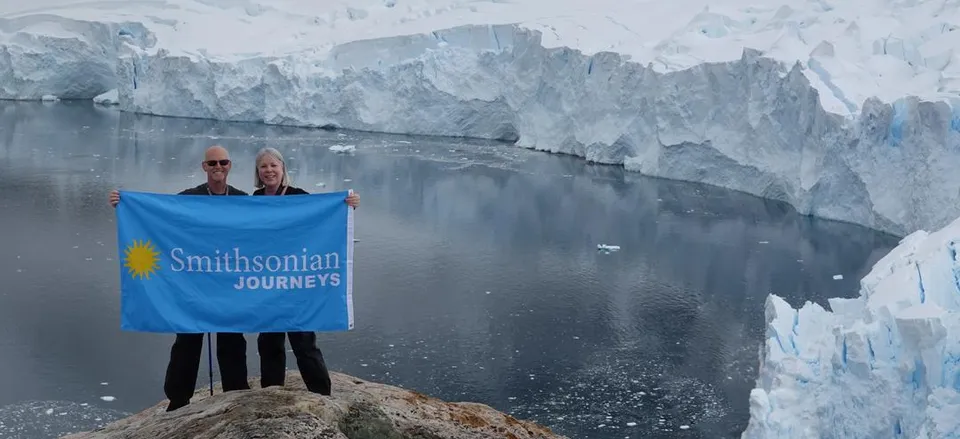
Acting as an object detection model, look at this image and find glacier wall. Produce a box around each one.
[742,216,960,439]
[0,14,154,99]
[3,16,960,236]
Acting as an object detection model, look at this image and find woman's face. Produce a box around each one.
[258,155,283,187]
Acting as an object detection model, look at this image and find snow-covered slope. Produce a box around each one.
[742,215,960,439]
[2,0,960,235]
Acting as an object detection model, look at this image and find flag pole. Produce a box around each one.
[207,333,213,396]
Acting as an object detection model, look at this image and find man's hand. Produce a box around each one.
[345,191,360,209]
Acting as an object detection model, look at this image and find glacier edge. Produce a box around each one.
[742,216,960,439]
[3,18,960,236]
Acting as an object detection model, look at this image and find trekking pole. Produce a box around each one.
[207,333,214,396]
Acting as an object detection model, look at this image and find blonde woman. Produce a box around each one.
[253,147,359,394]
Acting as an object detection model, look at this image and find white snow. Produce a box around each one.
[743,215,960,439]
[1,0,959,235]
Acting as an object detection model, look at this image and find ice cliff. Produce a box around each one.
[122,23,960,238]
[1,1,959,237]
[742,215,960,439]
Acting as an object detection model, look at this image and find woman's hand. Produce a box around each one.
[345,191,360,209]
[108,189,120,208]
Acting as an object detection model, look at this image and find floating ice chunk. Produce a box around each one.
[329,144,356,153]
[597,244,620,254]
[99,396,115,402]
[93,89,119,105]
[40,95,59,102]
[833,274,843,280]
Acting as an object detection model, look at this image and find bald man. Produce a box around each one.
[179,145,247,196]
[108,145,250,411]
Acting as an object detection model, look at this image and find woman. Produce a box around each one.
[253,147,360,395]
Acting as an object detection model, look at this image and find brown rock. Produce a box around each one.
[61,371,568,439]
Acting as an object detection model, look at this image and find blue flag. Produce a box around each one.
[114,190,354,333]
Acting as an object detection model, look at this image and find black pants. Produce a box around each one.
[163,332,249,411]
[257,331,332,395]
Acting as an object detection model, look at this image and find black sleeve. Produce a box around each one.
[287,187,310,195]
[177,185,202,195]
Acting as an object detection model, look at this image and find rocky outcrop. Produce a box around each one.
[61,371,566,439]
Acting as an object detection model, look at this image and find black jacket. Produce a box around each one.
[252,186,309,196]
[178,182,248,196]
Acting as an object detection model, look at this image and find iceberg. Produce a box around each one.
[742,216,960,438]
[1,1,959,235]
[93,89,118,106]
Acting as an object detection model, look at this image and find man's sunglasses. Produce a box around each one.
[204,159,231,167]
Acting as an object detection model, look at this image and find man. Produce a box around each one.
[108,145,250,411]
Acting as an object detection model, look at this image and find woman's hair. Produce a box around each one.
[253,147,291,189]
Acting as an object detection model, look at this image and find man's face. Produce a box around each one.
[202,147,231,183]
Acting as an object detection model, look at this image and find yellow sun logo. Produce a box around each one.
[123,239,161,280]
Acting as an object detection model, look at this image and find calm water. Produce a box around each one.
[0,101,900,439]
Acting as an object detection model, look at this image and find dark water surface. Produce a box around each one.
[0,101,900,439]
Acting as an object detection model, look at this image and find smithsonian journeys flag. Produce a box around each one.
[114,190,354,333]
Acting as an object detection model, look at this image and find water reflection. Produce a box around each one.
[0,101,900,439]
